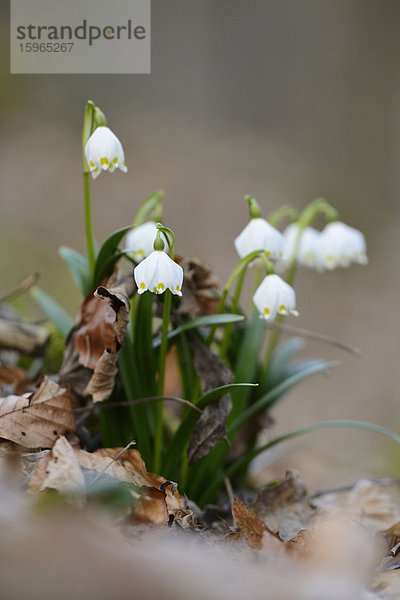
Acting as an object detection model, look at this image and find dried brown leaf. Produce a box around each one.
[84,349,118,403]
[187,334,233,464]
[232,497,279,550]
[37,436,85,494]
[313,479,400,532]
[0,318,49,356]
[175,256,220,318]
[0,366,32,395]
[94,447,183,514]
[82,283,130,402]
[0,377,75,449]
[251,470,316,541]
[28,442,184,524]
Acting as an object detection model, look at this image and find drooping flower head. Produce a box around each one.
[133,232,183,296]
[85,126,127,179]
[125,222,169,262]
[253,274,298,320]
[283,223,321,268]
[234,196,285,260]
[318,221,368,270]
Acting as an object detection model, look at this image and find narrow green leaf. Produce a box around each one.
[227,310,265,427]
[228,360,337,435]
[163,382,256,476]
[199,420,400,506]
[267,338,304,388]
[134,190,165,226]
[93,226,133,285]
[30,286,73,338]
[153,314,245,348]
[59,246,91,296]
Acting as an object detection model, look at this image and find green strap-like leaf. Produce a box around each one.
[199,420,400,506]
[30,286,73,338]
[228,360,337,435]
[267,338,304,388]
[153,314,245,348]
[93,226,133,285]
[59,246,91,296]
[134,190,165,226]
[163,382,257,476]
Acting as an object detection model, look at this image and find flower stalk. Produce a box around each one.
[82,101,96,279]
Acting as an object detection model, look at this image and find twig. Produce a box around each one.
[74,396,202,416]
[265,321,361,356]
[224,476,235,511]
[0,273,39,303]
[89,440,136,487]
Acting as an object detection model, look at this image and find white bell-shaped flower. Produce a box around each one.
[253,274,298,320]
[234,218,285,260]
[283,223,321,268]
[125,222,169,262]
[85,126,127,179]
[318,221,368,270]
[134,250,183,296]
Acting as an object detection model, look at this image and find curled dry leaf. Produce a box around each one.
[251,470,316,541]
[29,438,184,525]
[232,497,280,551]
[75,282,130,370]
[0,318,49,356]
[59,273,133,400]
[175,256,220,318]
[312,479,400,532]
[84,285,130,403]
[187,334,233,464]
[0,377,75,449]
[0,366,32,395]
[94,447,183,515]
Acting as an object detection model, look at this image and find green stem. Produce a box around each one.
[82,101,96,280]
[83,171,95,279]
[154,290,172,472]
[220,267,246,358]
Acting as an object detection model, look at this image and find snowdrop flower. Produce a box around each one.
[234,218,285,260]
[134,250,183,296]
[125,222,169,262]
[85,126,127,179]
[283,223,321,268]
[253,274,298,320]
[318,221,368,270]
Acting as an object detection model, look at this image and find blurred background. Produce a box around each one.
[1,0,400,489]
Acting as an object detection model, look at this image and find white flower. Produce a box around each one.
[318,221,368,270]
[253,274,298,320]
[134,250,183,296]
[85,126,127,179]
[234,218,285,260]
[125,222,169,262]
[283,223,321,268]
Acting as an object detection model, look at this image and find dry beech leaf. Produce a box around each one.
[175,256,220,318]
[0,318,49,356]
[29,438,183,525]
[251,470,316,541]
[313,479,400,532]
[0,377,75,449]
[83,284,130,403]
[38,436,84,494]
[85,350,119,403]
[93,447,183,515]
[187,334,233,464]
[0,366,32,395]
[232,497,279,550]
